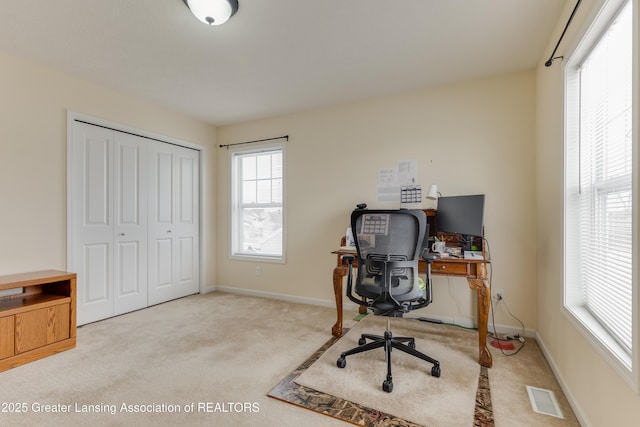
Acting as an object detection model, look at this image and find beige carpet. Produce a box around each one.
[295,316,480,426]
[0,292,348,427]
[0,291,580,426]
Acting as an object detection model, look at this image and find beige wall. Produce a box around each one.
[0,51,217,287]
[4,4,638,423]
[216,70,538,330]
[536,0,640,425]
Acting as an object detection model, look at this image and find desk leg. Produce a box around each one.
[468,275,493,368]
[332,265,348,337]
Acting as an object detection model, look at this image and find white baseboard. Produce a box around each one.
[212,285,534,337]
[214,285,338,309]
[403,312,536,338]
[200,284,216,294]
[487,322,536,339]
[535,333,590,426]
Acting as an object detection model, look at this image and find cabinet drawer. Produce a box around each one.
[15,308,48,353]
[48,303,70,343]
[15,303,70,354]
[0,316,15,359]
[431,261,470,276]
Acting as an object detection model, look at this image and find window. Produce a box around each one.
[564,0,634,379]
[230,144,285,261]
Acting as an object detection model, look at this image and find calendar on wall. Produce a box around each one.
[400,184,422,209]
[400,185,422,203]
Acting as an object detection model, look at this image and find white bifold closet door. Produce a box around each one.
[147,142,200,306]
[70,123,148,324]
[70,121,199,325]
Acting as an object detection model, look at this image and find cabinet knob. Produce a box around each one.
[438,265,446,270]
[167,230,172,233]
[120,233,125,236]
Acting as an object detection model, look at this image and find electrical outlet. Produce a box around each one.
[493,289,504,303]
[256,266,262,276]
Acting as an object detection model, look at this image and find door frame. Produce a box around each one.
[66,111,208,299]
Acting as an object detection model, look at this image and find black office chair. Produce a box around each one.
[336,208,440,393]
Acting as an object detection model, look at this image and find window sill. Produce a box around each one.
[563,304,636,392]
[229,254,285,264]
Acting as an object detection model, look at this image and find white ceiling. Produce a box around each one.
[0,0,567,126]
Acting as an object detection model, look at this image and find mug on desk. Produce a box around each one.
[432,241,447,255]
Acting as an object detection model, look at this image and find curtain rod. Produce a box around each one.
[545,0,582,67]
[219,135,289,149]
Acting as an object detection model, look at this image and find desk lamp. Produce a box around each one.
[427,184,442,200]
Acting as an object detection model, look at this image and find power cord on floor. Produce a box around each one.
[417,237,526,357]
[485,238,526,357]
[489,295,526,356]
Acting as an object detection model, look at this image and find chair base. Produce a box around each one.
[336,329,440,393]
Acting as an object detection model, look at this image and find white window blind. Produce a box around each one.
[574,1,633,353]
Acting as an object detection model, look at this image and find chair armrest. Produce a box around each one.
[344,255,369,308]
[342,254,355,263]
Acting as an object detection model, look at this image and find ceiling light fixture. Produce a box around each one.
[183,0,239,26]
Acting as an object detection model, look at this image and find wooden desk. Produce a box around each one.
[331,250,493,368]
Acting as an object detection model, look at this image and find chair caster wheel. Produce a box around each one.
[431,365,441,377]
[358,337,366,345]
[336,357,346,368]
[382,379,393,393]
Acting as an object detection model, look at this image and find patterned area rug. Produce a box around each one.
[268,319,494,427]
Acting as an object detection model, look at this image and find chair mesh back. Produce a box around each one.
[352,210,425,303]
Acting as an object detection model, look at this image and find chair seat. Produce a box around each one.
[371,301,406,316]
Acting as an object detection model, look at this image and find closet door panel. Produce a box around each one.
[175,150,199,295]
[156,152,174,224]
[117,241,140,292]
[148,144,172,304]
[179,156,195,223]
[85,139,110,226]
[156,238,173,287]
[148,143,199,305]
[118,145,140,224]
[179,237,194,282]
[71,123,114,325]
[84,243,110,303]
[148,144,174,305]
[113,133,148,315]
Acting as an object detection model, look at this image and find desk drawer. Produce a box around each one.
[431,261,470,276]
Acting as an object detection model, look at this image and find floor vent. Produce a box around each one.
[526,385,564,418]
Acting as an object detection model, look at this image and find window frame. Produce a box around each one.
[563,0,638,391]
[228,142,286,263]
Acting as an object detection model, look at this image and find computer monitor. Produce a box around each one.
[436,194,485,238]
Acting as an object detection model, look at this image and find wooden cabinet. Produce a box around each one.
[0,270,76,372]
